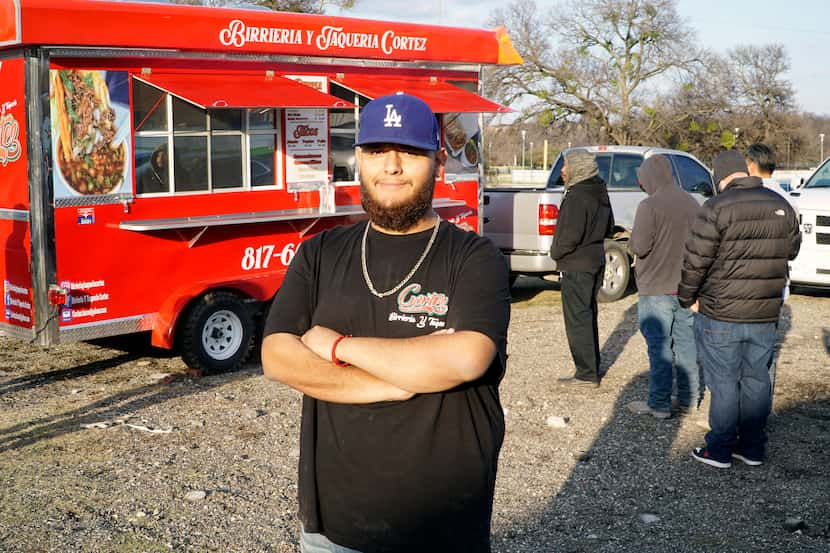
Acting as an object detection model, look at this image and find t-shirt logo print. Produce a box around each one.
[383,104,403,128]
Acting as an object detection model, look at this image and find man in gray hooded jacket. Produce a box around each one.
[550,150,614,386]
[627,155,701,419]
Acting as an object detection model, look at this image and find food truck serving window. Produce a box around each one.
[132,74,354,195]
[134,79,281,195]
[328,83,370,184]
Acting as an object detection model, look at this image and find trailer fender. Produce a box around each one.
[151,279,269,349]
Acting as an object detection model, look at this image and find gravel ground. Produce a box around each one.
[1,279,829,552]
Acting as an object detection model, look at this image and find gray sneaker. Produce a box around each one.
[626,400,671,420]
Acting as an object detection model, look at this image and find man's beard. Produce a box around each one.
[360,178,435,232]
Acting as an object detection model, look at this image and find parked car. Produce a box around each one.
[483,145,714,301]
[788,159,830,288]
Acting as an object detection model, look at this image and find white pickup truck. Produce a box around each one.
[789,158,830,288]
[483,146,715,301]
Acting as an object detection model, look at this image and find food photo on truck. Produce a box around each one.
[0,0,522,373]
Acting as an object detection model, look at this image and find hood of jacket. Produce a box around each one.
[636,155,676,195]
[564,149,599,190]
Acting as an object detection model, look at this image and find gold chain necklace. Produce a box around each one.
[361,216,440,298]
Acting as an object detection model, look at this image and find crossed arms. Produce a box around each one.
[261,327,498,404]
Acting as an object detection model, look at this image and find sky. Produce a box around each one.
[324,0,830,116]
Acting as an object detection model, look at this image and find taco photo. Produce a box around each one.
[51,69,127,196]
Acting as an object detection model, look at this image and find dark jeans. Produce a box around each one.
[638,295,699,412]
[695,313,776,462]
[561,268,603,382]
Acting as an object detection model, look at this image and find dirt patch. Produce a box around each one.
[1,283,829,552]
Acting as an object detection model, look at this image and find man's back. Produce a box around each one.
[679,176,801,322]
[630,155,700,295]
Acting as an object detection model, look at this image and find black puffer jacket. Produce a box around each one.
[678,176,801,323]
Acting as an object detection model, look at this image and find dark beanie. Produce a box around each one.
[712,150,748,185]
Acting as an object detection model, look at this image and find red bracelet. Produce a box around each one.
[331,334,352,367]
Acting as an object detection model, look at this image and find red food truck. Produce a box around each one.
[0,0,521,372]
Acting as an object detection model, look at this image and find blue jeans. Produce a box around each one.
[695,313,776,462]
[300,529,363,553]
[638,295,699,412]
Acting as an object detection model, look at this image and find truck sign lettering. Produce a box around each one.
[0,113,22,166]
[241,243,296,271]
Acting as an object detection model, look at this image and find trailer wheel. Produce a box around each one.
[597,240,631,303]
[180,291,255,374]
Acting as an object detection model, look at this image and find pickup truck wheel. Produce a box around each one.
[509,272,519,288]
[598,240,630,303]
[180,291,255,374]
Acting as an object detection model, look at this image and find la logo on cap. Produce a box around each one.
[383,103,402,128]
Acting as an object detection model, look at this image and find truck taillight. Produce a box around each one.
[48,285,68,306]
[538,204,558,236]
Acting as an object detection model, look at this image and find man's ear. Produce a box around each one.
[355,146,363,164]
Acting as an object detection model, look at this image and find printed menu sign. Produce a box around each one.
[49,69,132,199]
[285,108,328,191]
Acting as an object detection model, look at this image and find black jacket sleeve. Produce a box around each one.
[678,202,721,307]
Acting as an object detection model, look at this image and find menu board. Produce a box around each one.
[285,108,328,191]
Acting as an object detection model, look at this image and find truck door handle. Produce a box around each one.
[483,195,490,205]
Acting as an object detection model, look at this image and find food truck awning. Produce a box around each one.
[135,74,356,109]
[331,76,511,113]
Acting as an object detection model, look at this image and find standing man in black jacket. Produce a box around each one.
[550,149,614,386]
[679,150,801,468]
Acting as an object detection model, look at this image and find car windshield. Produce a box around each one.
[804,160,830,189]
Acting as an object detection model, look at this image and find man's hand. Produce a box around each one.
[301,325,342,362]
[689,301,699,313]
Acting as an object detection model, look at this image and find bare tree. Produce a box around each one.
[255,0,355,13]
[171,0,356,13]
[728,44,795,141]
[487,0,699,145]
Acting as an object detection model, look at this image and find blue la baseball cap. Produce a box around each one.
[355,92,440,151]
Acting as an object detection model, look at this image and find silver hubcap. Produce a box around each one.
[603,250,626,294]
[201,309,244,361]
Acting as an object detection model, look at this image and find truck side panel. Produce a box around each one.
[0,55,34,337]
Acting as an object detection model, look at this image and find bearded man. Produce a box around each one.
[261,93,511,553]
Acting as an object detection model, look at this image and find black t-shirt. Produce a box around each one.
[263,220,511,553]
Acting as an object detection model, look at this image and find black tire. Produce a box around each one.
[597,240,631,303]
[179,291,255,374]
[509,272,519,288]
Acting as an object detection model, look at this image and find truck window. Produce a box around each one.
[547,153,611,188]
[133,78,282,195]
[671,155,714,196]
[596,155,611,184]
[329,83,363,183]
[546,156,564,188]
[804,159,830,189]
[608,154,642,189]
